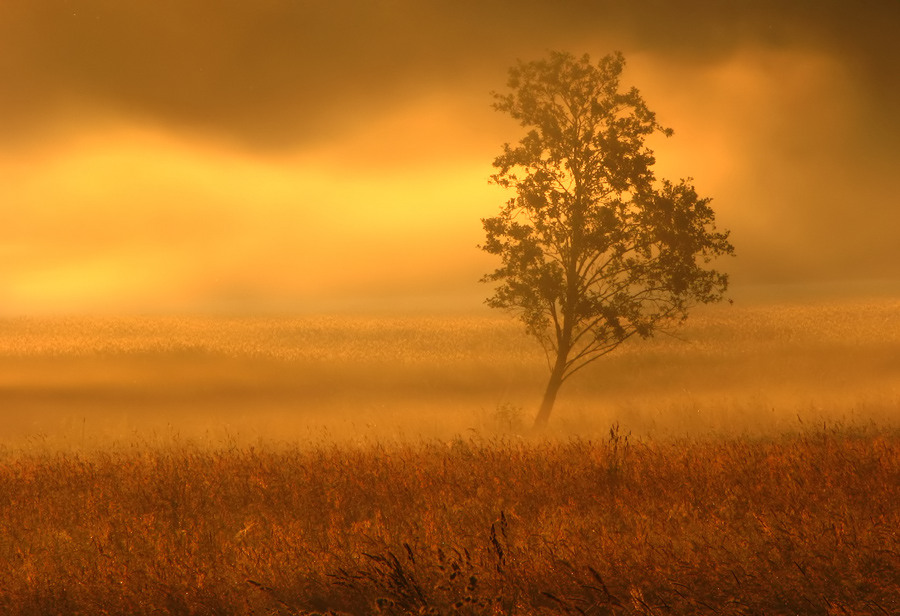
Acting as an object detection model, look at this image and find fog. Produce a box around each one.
[2,0,899,313]
[1,299,896,449]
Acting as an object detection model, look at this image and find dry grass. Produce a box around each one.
[1,299,899,613]
[1,424,898,615]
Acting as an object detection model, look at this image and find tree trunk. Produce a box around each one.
[533,359,566,430]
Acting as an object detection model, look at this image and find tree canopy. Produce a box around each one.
[481,51,734,429]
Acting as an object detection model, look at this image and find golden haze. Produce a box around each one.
[2,45,898,313]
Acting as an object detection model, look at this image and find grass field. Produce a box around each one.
[1,299,898,448]
[1,426,898,615]
[1,299,899,614]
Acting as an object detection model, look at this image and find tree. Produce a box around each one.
[481,51,734,430]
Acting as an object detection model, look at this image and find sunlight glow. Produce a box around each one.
[1,121,497,314]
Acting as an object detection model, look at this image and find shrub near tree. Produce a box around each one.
[481,51,734,429]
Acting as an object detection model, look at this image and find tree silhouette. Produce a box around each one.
[481,51,734,429]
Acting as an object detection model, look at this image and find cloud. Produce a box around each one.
[3,1,895,150]
[1,1,898,312]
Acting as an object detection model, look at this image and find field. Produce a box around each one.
[1,299,899,614]
[2,299,899,447]
[1,427,898,615]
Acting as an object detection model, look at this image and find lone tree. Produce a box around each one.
[481,51,734,429]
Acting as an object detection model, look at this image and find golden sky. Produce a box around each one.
[1,1,898,314]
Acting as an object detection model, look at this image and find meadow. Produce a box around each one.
[1,426,898,614]
[0,298,899,614]
[1,298,898,447]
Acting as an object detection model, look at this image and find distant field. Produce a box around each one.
[1,298,899,448]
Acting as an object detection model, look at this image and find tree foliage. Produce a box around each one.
[481,51,734,428]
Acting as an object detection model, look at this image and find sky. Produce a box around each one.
[2,0,899,314]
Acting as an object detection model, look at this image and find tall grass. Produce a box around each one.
[1,424,898,614]
[2,299,898,612]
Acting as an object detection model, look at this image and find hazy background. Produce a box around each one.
[2,0,899,314]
